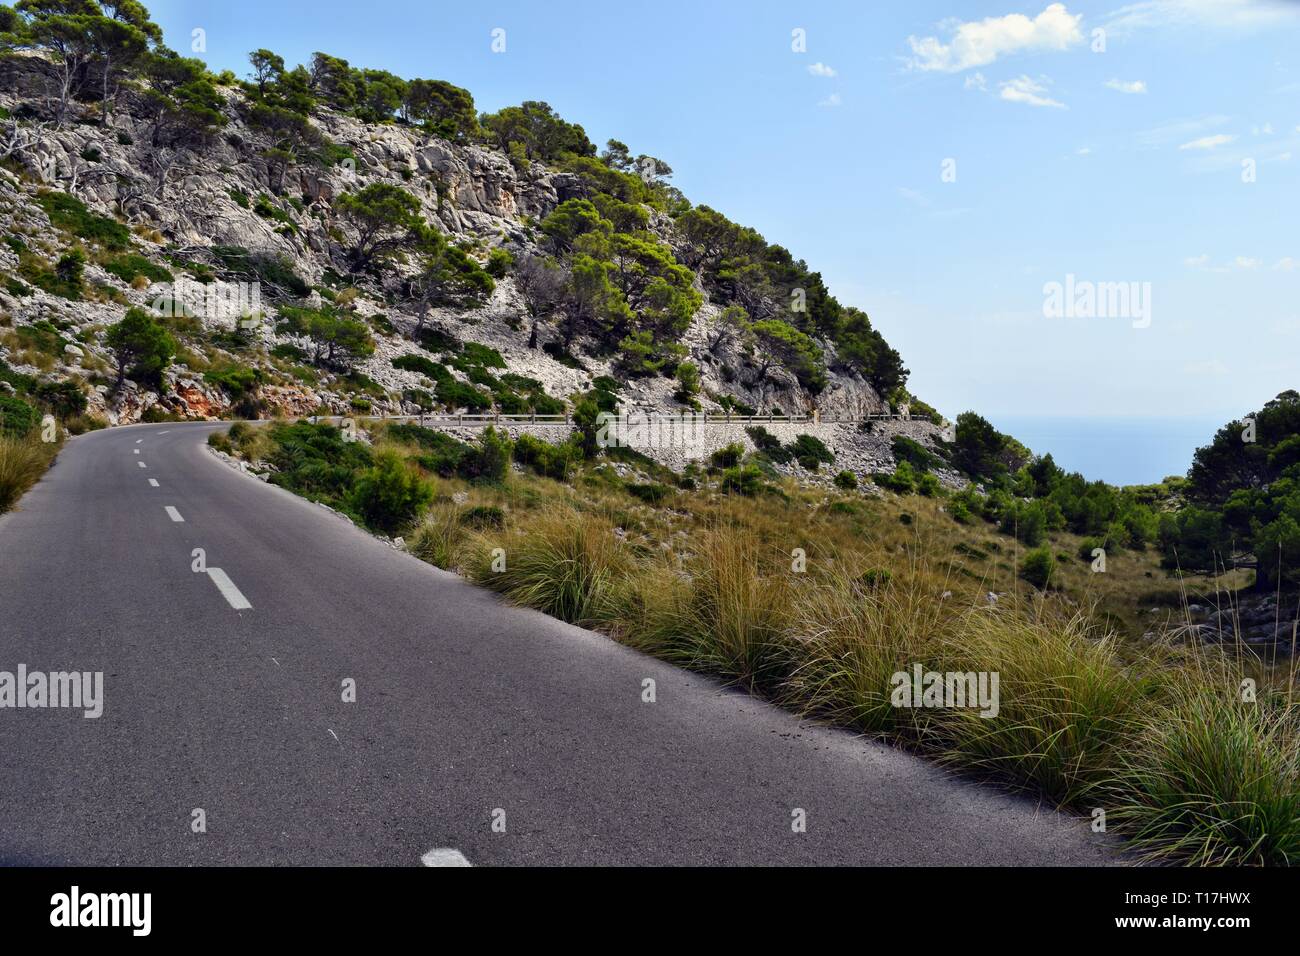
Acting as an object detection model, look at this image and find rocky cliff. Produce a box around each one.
[0,50,948,484]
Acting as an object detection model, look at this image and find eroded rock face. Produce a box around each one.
[0,54,947,481]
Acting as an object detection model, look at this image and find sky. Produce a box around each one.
[144,0,1298,442]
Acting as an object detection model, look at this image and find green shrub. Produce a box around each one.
[833,470,858,490]
[0,395,39,437]
[789,433,834,471]
[1078,536,1106,562]
[204,364,262,398]
[874,460,916,494]
[212,245,309,296]
[36,191,129,249]
[460,341,506,369]
[1020,546,1056,589]
[916,472,942,497]
[414,326,460,353]
[711,442,745,468]
[627,482,672,505]
[33,380,87,418]
[721,463,764,495]
[464,427,512,482]
[891,435,942,473]
[349,448,434,535]
[391,353,446,378]
[1000,500,1048,546]
[102,254,173,285]
[436,378,491,411]
[514,433,575,480]
[267,421,374,517]
[750,430,793,464]
[404,432,475,478]
[486,247,513,278]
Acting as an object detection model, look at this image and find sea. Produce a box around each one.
[986,416,1227,488]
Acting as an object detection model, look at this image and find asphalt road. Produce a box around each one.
[0,423,1121,866]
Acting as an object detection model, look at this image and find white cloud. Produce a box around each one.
[1251,122,1275,135]
[1186,254,1277,271]
[807,62,837,78]
[1076,146,1093,155]
[907,3,1083,73]
[1105,78,1147,94]
[1178,133,1236,150]
[999,75,1067,108]
[818,92,842,108]
[1105,0,1299,34]
[1136,114,1229,149]
[965,72,988,91]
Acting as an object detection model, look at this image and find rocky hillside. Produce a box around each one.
[0,24,948,483]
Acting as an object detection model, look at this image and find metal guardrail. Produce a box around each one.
[297,411,912,428]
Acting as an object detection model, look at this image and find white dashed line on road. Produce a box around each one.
[206,568,252,610]
[135,439,142,444]
[421,848,472,867]
[148,478,159,487]
[133,449,140,455]
[138,462,146,468]
[164,506,184,523]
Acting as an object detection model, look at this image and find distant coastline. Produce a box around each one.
[986,416,1226,487]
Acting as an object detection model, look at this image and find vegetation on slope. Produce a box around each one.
[213,418,1300,866]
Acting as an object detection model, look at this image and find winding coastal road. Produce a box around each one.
[0,423,1120,865]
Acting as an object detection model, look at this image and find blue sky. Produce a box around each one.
[147,0,1298,429]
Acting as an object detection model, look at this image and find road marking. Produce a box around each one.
[421,848,472,867]
[327,729,340,743]
[206,568,251,610]
[133,449,140,455]
[137,461,146,468]
[164,506,184,523]
[148,479,159,487]
[135,439,142,444]
[270,657,279,667]
[158,430,170,434]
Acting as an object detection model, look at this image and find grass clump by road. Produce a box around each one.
[215,419,1300,866]
[0,432,57,513]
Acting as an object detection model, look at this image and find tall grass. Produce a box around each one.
[0,433,54,513]
[469,508,629,626]
[408,501,464,570]
[1109,676,1300,865]
[785,556,956,735]
[661,526,793,689]
[933,604,1149,805]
